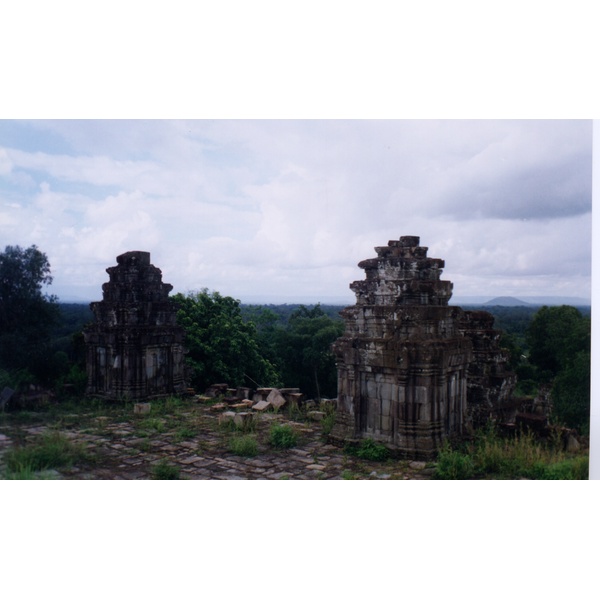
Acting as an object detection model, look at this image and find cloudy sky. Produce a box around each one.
[0,119,592,304]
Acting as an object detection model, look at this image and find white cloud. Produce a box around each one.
[0,119,592,303]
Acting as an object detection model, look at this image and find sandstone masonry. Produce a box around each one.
[84,251,186,400]
[330,236,515,459]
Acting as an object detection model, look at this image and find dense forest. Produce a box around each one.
[0,245,591,434]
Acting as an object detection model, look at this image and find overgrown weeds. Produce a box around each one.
[434,426,588,479]
[320,402,336,437]
[229,434,259,457]
[269,423,298,449]
[151,459,181,480]
[149,396,185,416]
[2,430,92,478]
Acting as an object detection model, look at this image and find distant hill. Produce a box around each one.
[453,295,590,307]
[484,296,531,307]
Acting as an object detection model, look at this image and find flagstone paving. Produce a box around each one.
[0,401,436,480]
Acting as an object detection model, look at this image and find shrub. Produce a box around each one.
[321,412,336,436]
[356,438,389,461]
[345,438,390,462]
[434,446,476,479]
[269,423,298,449]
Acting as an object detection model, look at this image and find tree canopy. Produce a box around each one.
[173,290,280,392]
[272,304,344,399]
[525,305,591,432]
[0,245,60,383]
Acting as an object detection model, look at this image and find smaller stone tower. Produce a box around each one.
[84,251,186,400]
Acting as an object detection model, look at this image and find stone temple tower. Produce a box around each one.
[330,236,514,459]
[84,251,186,400]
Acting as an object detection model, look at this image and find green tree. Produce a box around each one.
[274,304,344,399]
[525,305,590,431]
[173,290,280,392]
[241,305,282,369]
[551,350,590,433]
[0,245,60,384]
[526,305,590,380]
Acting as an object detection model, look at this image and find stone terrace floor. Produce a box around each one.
[0,398,436,480]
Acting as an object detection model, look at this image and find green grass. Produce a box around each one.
[434,427,589,480]
[229,434,259,457]
[3,465,60,480]
[134,438,152,452]
[269,423,298,449]
[135,417,166,436]
[149,396,185,416]
[173,425,197,442]
[2,430,92,477]
[151,459,181,480]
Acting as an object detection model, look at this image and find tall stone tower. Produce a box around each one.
[84,251,186,400]
[330,236,514,459]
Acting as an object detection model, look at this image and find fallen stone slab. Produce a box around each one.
[218,411,236,425]
[134,403,152,415]
[268,473,294,480]
[233,412,255,428]
[205,383,229,396]
[194,395,213,403]
[306,463,326,471]
[320,398,337,410]
[284,392,304,408]
[252,400,271,411]
[308,411,325,421]
[266,389,287,410]
[408,461,427,470]
[178,456,205,465]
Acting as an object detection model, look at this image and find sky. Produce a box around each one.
[0,119,592,304]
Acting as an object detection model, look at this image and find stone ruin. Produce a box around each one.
[84,251,186,401]
[330,236,516,459]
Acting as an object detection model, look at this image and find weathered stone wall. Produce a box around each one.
[459,310,517,428]
[330,236,515,459]
[84,251,186,400]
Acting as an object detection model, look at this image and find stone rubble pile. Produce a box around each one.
[192,383,335,420]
